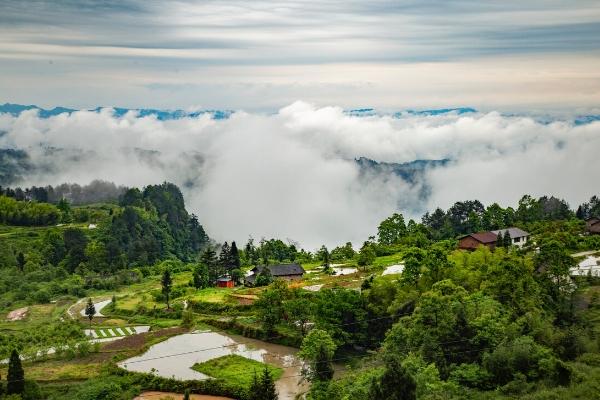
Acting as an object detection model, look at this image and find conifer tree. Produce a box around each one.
[495,231,504,248]
[161,269,173,309]
[503,230,512,248]
[183,389,190,400]
[230,241,241,271]
[7,349,24,395]
[248,369,261,400]
[85,298,96,331]
[200,247,218,284]
[219,242,231,276]
[261,366,278,400]
[16,252,25,271]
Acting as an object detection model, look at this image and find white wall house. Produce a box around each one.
[491,227,530,248]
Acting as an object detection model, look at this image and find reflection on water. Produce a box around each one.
[119,330,308,400]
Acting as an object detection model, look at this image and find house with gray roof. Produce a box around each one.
[490,227,530,248]
[245,263,305,286]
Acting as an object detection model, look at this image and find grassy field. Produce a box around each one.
[192,354,283,388]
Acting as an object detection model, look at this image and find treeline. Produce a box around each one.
[421,194,591,240]
[0,180,126,205]
[1,183,209,274]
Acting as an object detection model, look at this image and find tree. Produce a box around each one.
[369,355,416,400]
[249,370,261,400]
[7,349,24,395]
[503,230,512,248]
[318,245,330,272]
[299,329,337,382]
[284,297,315,335]
[161,268,173,309]
[231,268,243,285]
[256,280,290,335]
[255,267,274,287]
[495,231,504,248]
[230,241,241,271]
[183,389,190,400]
[378,213,407,245]
[16,252,26,271]
[357,243,376,269]
[219,242,232,275]
[200,247,219,284]
[85,298,96,331]
[261,366,278,400]
[193,263,209,289]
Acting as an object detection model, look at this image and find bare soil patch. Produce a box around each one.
[6,307,28,321]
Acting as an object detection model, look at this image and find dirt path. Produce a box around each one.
[134,391,233,400]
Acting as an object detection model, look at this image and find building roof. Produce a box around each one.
[217,277,232,282]
[465,232,498,244]
[490,227,529,238]
[251,263,306,276]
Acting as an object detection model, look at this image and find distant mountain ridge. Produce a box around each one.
[0,103,233,120]
[3,103,599,125]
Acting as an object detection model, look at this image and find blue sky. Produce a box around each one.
[1,0,600,111]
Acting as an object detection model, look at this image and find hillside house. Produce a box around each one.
[586,218,600,234]
[458,227,530,250]
[245,263,305,286]
[216,277,234,288]
[458,232,498,251]
[491,227,530,248]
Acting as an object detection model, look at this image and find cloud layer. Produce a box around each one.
[0,102,599,249]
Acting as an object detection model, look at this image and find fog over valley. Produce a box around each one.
[1,102,599,248]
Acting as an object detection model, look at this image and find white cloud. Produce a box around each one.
[1,102,599,249]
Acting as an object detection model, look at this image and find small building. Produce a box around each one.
[458,227,530,250]
[245,263,305,286]
[458,232,498,251]
[216,277,234,288]
[490,227,530,248]
[586,218,600,234]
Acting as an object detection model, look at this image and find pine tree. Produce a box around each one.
[230,241,241,271]
[7,349,24,395]
[201,247,218,284]
[261,366,278,400]
[16,252,26,271]
[219,242,231,276]
[183,389,190,400]
[248,369,261,400]
[495,231,504,248]
[85,298,96,331]
[161,269,173,309]
[503,230,512,248]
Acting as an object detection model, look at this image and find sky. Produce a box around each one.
[1,1,600,249]
[1,0,600,111]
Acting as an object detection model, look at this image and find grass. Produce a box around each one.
[188,287,234,303]
[192,354,283,388]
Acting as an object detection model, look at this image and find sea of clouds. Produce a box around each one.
[0,101,599,249]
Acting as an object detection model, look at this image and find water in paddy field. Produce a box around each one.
[119,330,309,400]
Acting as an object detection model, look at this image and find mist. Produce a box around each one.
[0,102,598,249]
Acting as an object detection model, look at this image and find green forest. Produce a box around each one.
[1,184,600,400]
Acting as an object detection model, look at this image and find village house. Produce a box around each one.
[586,217,600,234]
[245,263,305,286]
[216,276,234,288]
[458,227,530,250]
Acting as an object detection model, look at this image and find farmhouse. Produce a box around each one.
[245,263,305,285]
[458,232,498,251]
[491,227,530,248]
[458,227,530,250]
[586,218,600,234]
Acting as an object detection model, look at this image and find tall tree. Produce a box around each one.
[298,329,337,382]
[318,245,330,272]
[377,213,407,245]
[495,231,504,248]
[7,349,24,395]
[219,242,232,276]
[230,241,241,271]
[261,366,278,400]
[85,298,96,331]
[369,355,416,400]
[193,263,209,289]
[16,251,25,271]
[503,230,512,248]
[161,269,173,309]
[200,247,219,284]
